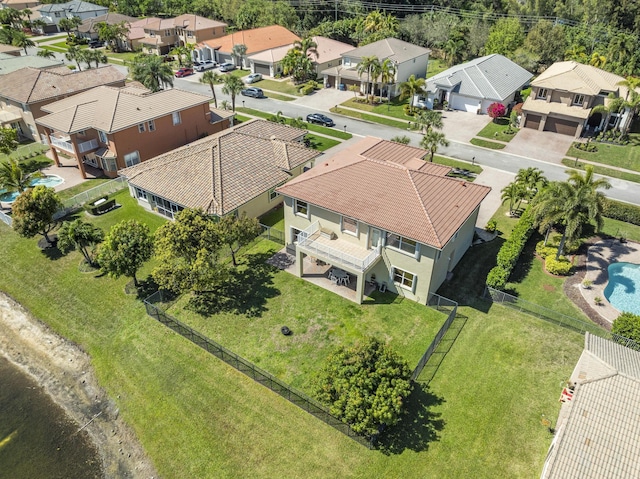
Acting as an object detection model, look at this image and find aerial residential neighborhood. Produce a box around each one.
[0,2,640,478]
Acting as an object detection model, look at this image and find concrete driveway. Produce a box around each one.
[293,88,353,111]
[440,110,492,143]
[502,128,575,165]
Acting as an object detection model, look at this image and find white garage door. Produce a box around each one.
[450,95,480,113]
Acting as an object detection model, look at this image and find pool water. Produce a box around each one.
[0,175,64,203]
[604,262,640,315]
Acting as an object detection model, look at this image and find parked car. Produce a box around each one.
[88,40,103,49]
[175,67,194,78]
[240,87,265,98]
[194,60,216,72]
[244,73,262,84]
[306,113,335,127]
[219,62,235,72]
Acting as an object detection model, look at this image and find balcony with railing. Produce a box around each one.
[297,221,380,272]
[49,136,99,154]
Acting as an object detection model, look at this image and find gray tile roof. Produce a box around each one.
[40,0,107,13]
[120,119,321,216]
[426,54,533,102]
[0,53,62,75]
[542,333,640,479]
[344,38,430,64]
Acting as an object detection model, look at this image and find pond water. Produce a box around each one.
[0,357,103,478]
[604,262,640,315]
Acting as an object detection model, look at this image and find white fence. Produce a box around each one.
[53,177,128,220]
[0,210,11,227]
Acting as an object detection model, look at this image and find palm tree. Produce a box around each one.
[399,74,426,114]
[130,54,173,92]
[590,93,625,132]
[169,45,188,66]
[615,76,640,133]
[414,110,443,133]
[356,55,379,103]
[221,75,244,111]
[58,16,81,38]
[200,70,222,108]
[231,43,247,69]
[57,219,104,266]
[420,130,449,162]
[501,181,526,216]
[37,49,56,59]
[378,58,397,102]
[589,52,606,68]
[65,45,85,71]
[82,49,107,69]
[294,37,318,59]
[564,44,587,62]
[0,159,43,201]
[11,31,34,55]
[515,167,547,199]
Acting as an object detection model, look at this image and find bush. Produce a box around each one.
[545,255,572,275]
[298,84,314,95]
[485,219,497,233]
[486,266,510,290]
[612,312,640,342]
[602,198,640,226]
[535,241,557,259]
[390,135,411,145]
[403,104,414,116]
[487,102,506,122]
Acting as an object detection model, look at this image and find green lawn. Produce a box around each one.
[0,189,587,478]
[258,206,284,231]
[566,134,640,172]
[427,58,448,77]
[330,106,409,129]
[433,155,483,176]
[35,35,66,44]
[601,216,640,243]
[1,142,50,161]
[562,158,640,184]
[476,118,518,142]
[470,138,506,149]
[107,51,138,64]
[253,78,301,96]
[236,107,352,139]
[305,134,340,151]
[56,178,113,202]
[341,96,412,122]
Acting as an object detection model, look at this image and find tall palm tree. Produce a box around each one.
[589,52,606,68]
[200,70,222,108]
[37,49,56,59]
[399,74,426,114]
[82,49,107,69]
[515,167,547,199]
[420,130,449,162]
[130,54,173,92]
[501,181,526,216]
[65,45,86,71]
[294,37,318,59]
[356,55,379,103]
[11,31,34,55]
[221,75,244,111]
[615,76,640,133]
[231,43,247,69]
[378,58,397,102]
[414,110,443,133]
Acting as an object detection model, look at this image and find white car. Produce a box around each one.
[244,73,262,84]
[194,61,216,72]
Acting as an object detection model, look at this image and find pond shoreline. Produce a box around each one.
[0,292,157,479]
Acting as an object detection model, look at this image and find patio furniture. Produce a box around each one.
[332,268,348,285]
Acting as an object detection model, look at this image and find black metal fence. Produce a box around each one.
[143,290,372,448]
[411,293,459,381]
[258,223,284,245]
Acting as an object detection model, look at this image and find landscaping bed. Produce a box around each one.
[476,118,518,142]
[566,133,640,172]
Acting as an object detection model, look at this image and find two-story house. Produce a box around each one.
[76,13,136,43]
[139,14,227,56]
[321,38,430,97]
[0,65,126,143]
[35,84,233,179]
[277,137,490,304]
[38,0,108,33]
[521,61,632,137]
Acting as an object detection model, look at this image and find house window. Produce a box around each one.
[165,29,172,36]
[172,111,181,125]
[98,130,107,143]
[294,199,308,217]
[573,94,585,106]
[134,187,147,201]
[138,123,145,133]
[536,88,548,99]
[147,120,155,131]
[386,233,417,255]
[124,151,140,167]
[149,31,155,37]
[102,157,117,171]
[341,216,358,235]
[392,267,415,290]
[269,188,279,201]
[151,194,184,219]
[54,12,61,17]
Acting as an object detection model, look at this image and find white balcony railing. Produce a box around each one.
[78,138,98,153]
[297,221,380,272]
[49,137,98,154]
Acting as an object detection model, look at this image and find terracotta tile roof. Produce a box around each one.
[127,17,161,41]
[36,85,211,133]
[533,61,628,96]
[542,333,640,479]
[120,119,321,216]
[0,65,126,104]
[202,25,300,55]
[277,137,489,249]
[172,14,226,30]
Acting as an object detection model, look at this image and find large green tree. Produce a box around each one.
[97,21,129,52]
[315,337,412,437]
[98,219,153,286]
[216,213,261,267]
[0,127,18,154]
[612,312,640,343]
[57,219,104,266]
[10,30,34,55]
[130,54,174,92]
[420,130,449,162]
[524,20,566,69]
[485,18,525,56]
[221,74,244,111]
[399,74,426,114]
[11,185,62,246]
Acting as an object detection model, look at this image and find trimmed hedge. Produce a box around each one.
[486,207,535,290]
[545,256,572,275]
[603,199,640,226]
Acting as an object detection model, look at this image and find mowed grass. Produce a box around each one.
[0,189,585,477]
[254,78,301,96]
[341,96,412,121]
[470,138,507,149]
[305,134,340,151]
[566,134,640,172]
[561,158,640,184]
[330,105,409,129]
[601,216,640,243]
[56,178,113,202]
[476,118,519,142]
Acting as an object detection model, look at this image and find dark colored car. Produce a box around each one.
[306,113,335,127]
[89,40,103,49]
[175,67,194,78]
[241,87,265,98]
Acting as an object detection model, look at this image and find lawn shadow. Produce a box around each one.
[376,383,445,455]
[507,233,539,284]
[362,290,400,305]
[187,251,280,317]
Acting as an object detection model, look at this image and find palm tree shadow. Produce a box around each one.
[376,383,445,454]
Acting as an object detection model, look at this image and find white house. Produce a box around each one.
[38,1,108,33]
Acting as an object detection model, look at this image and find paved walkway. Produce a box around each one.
[473,166,515,228]
[583,238,640,323]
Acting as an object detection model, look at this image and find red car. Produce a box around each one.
[175,67,194,78]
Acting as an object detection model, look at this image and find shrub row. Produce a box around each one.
[602,198,640,226]
[535,240,573,275]
[486,207,535,290]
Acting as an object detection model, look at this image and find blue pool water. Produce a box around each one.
[0,175,64,203]
[604,262,640,315]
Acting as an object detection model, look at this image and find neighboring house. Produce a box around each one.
[522,61,632,137]
[541,333,640,479]
[277,137,490,304]
[120,119,320,221]
[321,38,430,96]
[414,54,533,114]
[0,52,62,74]
[126,17,160,52]
[76,12,136,43]
[0,0,39,10]
[0,44,22,57]
[247,36,352,78]
[38,1,108,33]
[139,14,227,56]
[0,65,125,143]
[193,25,300,68]
[36,84,231,179]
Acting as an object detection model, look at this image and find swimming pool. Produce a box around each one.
[604,262,640,315]
[0,175,64,203]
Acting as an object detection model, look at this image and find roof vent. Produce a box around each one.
[270,135,277,140]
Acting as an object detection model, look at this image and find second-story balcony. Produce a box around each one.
[49,136,99,154]
[297,221,380,272]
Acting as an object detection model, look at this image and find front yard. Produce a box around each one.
[566,133,640,172]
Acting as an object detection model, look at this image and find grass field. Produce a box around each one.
[476,118,519,142]
[305,134,340,151]
[56,178,113,202]
[562,158,640,184]
[330,106,409,129]
[254,78,301,96]
[566,134,640,172]
[0,142,50,162]
[341,96,412,121]
[433,155,483,175]
[470,138,506,149]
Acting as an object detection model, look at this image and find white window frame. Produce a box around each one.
[102,157,117,172]
[573,94,585,106]
[147,120,155,131]
[124,151,140,167]
[294,199,309,218]
[172,111,182,125]
[392,266,416,292]
[134,187,148,201]
[269,188,279,202]
[386,233,417,256]
[536,88,548,99]
[138,123,145,133]
[98,130,107,143]
[341,216,358,236]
